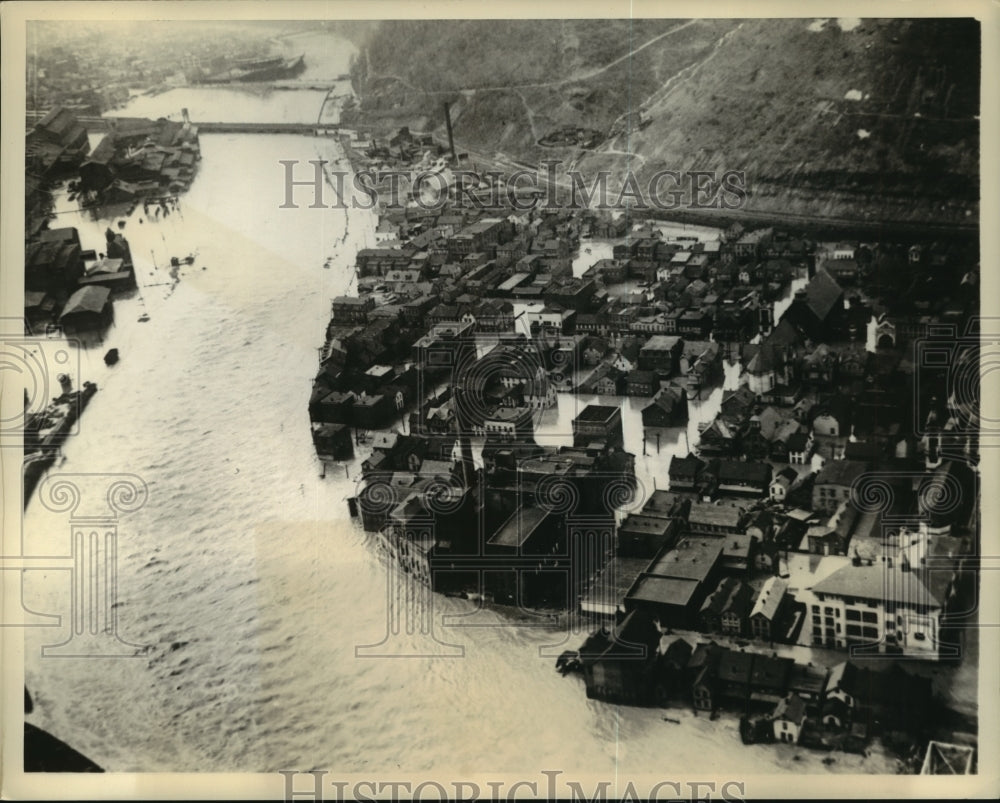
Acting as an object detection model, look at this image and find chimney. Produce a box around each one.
[443,102,457,164]
[181,107,190,125]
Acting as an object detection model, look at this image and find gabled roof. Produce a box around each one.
[772,693,807,725]
[60,286,110,317]
[750,576,788,621]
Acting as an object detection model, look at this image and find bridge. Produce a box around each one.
[26,111,350,136]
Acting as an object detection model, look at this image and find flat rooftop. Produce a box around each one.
[488,506,550,549]
[629,575,700,608]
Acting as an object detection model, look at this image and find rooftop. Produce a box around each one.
[811,561,943,607]
[647,538,723,582]
[488,506,551,548]
[574,404,621,424]
[629,575,701,608]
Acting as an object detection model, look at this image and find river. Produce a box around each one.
[21,36,893,780]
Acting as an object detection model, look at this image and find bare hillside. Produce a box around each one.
[344,17,980,226]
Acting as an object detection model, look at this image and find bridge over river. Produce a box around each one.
[26,111,349,136]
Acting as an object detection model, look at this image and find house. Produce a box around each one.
[770,467,798,502]
[749,576,788,641]
[822,660,933,733]
[641,385,688,427]
[311,422,354,461]
[812,459,868,515]
[810,559,945,657]
[819,256,860,285]
[676,309,712,338]
[716,461,772,498]
[617,514,681,559]
[59,286,112,334]
[623,369,657,397]
[771,694,807,744]
[802,344,838,388]
[668,453,705,491]
[638,335,683,372]
[687,502,744,535]
[572,404,624,450]
[331,295,375,325]
[787,431,814,465]
[697,418,740,456]
[732,228,773,259]
[699,577,755,636]
[579,610,663,706]
[719,386,757,424]
[787,662,829,710]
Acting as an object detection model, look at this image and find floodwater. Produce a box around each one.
[20,46,895,778]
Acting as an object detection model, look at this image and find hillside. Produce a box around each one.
[343,17,980,227]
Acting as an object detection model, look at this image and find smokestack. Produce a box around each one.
[443,102,457,164]
[181,107,190,125]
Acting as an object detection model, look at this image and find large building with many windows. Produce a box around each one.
[808,558,945,659]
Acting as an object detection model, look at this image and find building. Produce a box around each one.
[716,461,772,497]
[641,385,688,428]
[59,286,112,334]
[769,467,798,502]
[25,227,84,299]
[749,576,788,641]
[771,693,807,744]
[624,537,724,628]
[810,559,945,657]
[780,269,845,342]
[687,502,744,535]
[27,107,90,173]
[638,335,683,372]
[331,295,375,325]
[311,422,354,461]
[822,660,933,733]
[579,610,664,705]
[812,459,868,515]
[572,404,624,450]
[668,454,705,491]
[79,114,200,196]
[617,514,681,559]
[699,577,755,637]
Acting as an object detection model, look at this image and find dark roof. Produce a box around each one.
[752,654,794,691]
[669,453,705,479]
[641,490,687,517]
[646,538,723,583]
[773,693,807,724]
[717,460,772,485]
[629,575,701,608]
[488,506,550,548]
[717,649,754,684]
[619,514,673,536]
[688,502,743,529]
[574,404,620,424]
[814,459,868,488]
[804,269,844,321]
